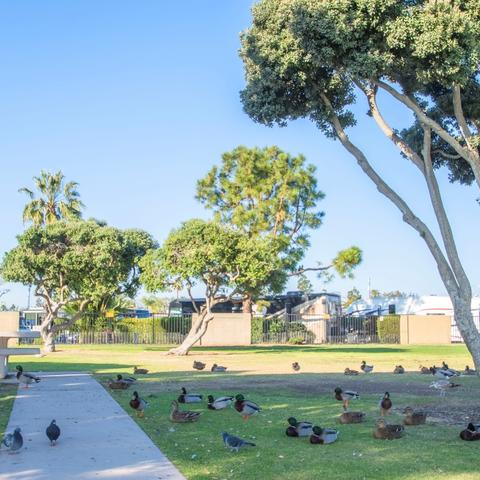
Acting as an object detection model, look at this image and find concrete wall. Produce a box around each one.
[400,314,451,344]
[195,313,251,346]
[0,312,21,346]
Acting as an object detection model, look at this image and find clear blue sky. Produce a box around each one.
[1,0,478,308]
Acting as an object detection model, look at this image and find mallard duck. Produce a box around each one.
[285,425,299,437]
[1,427,23,452]
[460,424,480,441]
[46,420,61,446]
[129,391,148,417]
[360,361,374,373]
[178,387,203,403]
[16,365,40,388]
[193,361,206,371]
[463,365,476,375]
[419,365,430,374]
[403,407,427,425]
[379,392,392,416]
[170,400,202,423]
[431,365,457,380]
[338,411,365,424]
[108,378,130,390]
[310,426,339,444]
[292,362,301,372]
[344,367,359,376]
[334,387,359,411]
[222,432,255,452]
[393,365,405,374]
[287,417,313,437]
[207,395,233,410]
[117,374,136,384]
[373,419,405,440]
[234,394,261,420]
[429,379,460,397]
[211,364,227,372]
[441,362,460,376]
[133,366,148,375]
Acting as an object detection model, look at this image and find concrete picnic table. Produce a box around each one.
[0,330,41,379]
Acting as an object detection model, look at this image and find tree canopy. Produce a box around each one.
[197,145,362,298]
[240,0,480,186]
[1,221,155,351]
[240,0,480,368]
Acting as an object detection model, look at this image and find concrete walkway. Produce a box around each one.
[1,372,185,480]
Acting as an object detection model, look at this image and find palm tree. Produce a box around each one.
[19,170,84,225]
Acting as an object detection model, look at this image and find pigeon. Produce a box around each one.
[292,362,301,372]
[16,365,40,388]
[46,420,61,446]
[1,427,23,453]
[360,361,373,373]
[221,432,256,452]
[334,387,359,411]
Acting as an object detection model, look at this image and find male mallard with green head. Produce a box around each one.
[234,394,261,420]
[310,426,339,444]
[178,387,203,403]
[286,417,313,437]
[16,365,40,388]
[207,395,233,410]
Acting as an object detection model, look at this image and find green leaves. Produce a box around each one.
[19,170,85,226]
[0,221,156,306]
[140,219,282,300]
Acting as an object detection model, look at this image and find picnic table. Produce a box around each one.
[0,330,41,379]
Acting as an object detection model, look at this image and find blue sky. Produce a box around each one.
[0,0,478,308]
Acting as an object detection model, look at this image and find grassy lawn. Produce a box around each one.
[3,344,480,479]
[0,384,17,438]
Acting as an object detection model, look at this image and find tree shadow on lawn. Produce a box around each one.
[144,345,409,354]
[7,361,134,373]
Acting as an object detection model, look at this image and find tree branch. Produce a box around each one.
[320,92,459,295]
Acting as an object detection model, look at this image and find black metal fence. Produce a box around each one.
[52,313,192,345]
[451,313,480,343]
[252,313,400,344]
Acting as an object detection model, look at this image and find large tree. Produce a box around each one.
[140,219,283,355]
[240,0,480,369]
[1,221,155,352]
[19,170,84,226]
[197,145,362,310]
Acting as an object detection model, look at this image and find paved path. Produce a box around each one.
[1,372,184,480]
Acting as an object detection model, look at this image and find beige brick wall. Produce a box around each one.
[400,314,451,344]
[0,312,21,346]
[195,313,251,346]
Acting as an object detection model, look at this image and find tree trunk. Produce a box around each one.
[242,295,253,314]
[40,318,56,353]
[167,310,215,355]
[452,294,480,371]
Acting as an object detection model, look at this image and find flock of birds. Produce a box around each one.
[1,366,60,453]
[2,359,479,454]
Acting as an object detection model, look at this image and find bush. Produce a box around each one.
[377,315,400,343]
[288,336,305,345]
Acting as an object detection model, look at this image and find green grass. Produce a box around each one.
[0,384,17,437]
[2,344,480,479]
